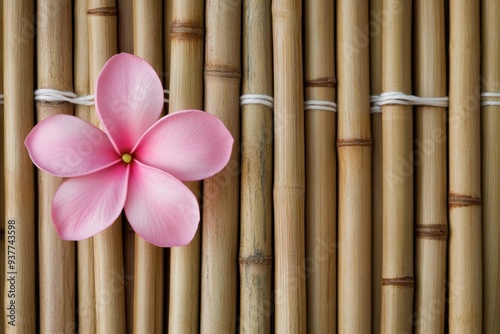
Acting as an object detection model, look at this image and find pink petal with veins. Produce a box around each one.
[52,163,129,240]
[133,110,234,181]
[95,53,164,153]
[125,160,199,247]
[25,114,120,177]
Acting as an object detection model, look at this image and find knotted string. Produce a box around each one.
[370,91,448,113]
[34,88,170,105]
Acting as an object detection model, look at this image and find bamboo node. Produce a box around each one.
[337,139,372,147]
[204,65,241,79]
[171,22,204,39]
[382,276,414,287]
[304,77,336,88]
[448,194,482,208]
[415,224,448,240]
[87,7,117,16]
[239,256,273,267]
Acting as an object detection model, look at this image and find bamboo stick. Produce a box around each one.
[132,1,164,333]
[164,0,172,115]
[117,0,134,53]
[133,0,162,72]
[200,1,241,332]
[36,1,76,332]
[369,0,383,333]
[3,0,36,332]
[116,0,135,327]
[116,1,134,332]
[87,1,126,332]
[304,0,336,333]
[337,1,372,332]
[167,0,204,332]
[0,1,5,331]
[271,0,306,332]
[163,0,172,325]
[164,0,172,89]
[380,0,413,332]
[482,1,500,332]
[414,1,447,333]
[448,0,482,332]
[74,1,97,332]
[239,0,273,333]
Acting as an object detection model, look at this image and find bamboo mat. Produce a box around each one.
[1,0,499,333]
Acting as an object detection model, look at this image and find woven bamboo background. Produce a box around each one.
[1,0,499,333]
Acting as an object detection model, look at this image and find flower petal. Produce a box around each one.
[133,110,234,181]
[95,53,164,152]
[52,163,129,240]
[25,114,120,177]
[124,161,199,247]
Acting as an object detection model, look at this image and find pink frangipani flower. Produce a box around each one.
[25,53,233,247]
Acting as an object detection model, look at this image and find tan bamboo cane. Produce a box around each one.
[304,0,336,333]
[200,0,241,332]
[239,0,273,333]
[337,1,372,332]
[132,1,164,333]
[167,1,204,332]
[36,1,76,332]
[75,1,97,332]
[3,0,36,332]
[87,1,126,332]
[164,0,172,115]
[271,0,306,332]
[0,1,5,331]
[117,0,133,53]
[414,1,447,332]
[369,0,383,332]
[163,0,172,324]
[116,1,134,331]
[380,0,413,332]
[482,1,500,331]
[448,1,482,332]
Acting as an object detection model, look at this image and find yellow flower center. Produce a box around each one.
[121,153,132,164]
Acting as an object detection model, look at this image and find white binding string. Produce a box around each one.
[34,88,171,106]
[0,94,3,105]
[370,91,449,113]
[164,89,169,103]
[35,89,95,105]
[240,94,274,109]
[304,100,337,112]
[481,92,500,106]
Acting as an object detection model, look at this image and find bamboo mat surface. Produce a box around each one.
[1,1,499,333]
